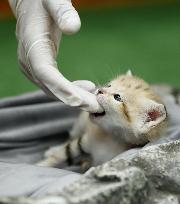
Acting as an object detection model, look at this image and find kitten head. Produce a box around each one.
[90,71,167,145]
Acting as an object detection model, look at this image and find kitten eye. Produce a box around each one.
[106,84,111,88]
[113,94,122,102]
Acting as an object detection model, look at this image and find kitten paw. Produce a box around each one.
[44,146,60,158]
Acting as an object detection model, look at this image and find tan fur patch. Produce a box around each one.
[135,85,142,89]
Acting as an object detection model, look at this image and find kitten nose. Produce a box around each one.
[97,89,104,95]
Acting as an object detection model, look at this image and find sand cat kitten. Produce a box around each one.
[38,71,167,170]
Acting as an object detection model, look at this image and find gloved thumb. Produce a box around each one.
[43,0,81,35]
[73,80,97,93]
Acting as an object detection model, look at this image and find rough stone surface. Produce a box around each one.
[129,141,180,194]
[1,140,180,204]
[146,190,179,204]
[60,165,148,204]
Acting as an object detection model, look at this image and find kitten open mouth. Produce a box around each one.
[92,111,106,117]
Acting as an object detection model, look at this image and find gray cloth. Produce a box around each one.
[0,91,82,198]
[0,91,79,164]
[0,89,180,199]
[0,162,81,198]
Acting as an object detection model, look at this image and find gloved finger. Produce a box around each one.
[49,22,62,54]
[27,39,103,113]
[22,64,57,100]
[73,80,96,93]
[18,41,59,100]
[18,43,34,81]
[42,0,81,35]
[19,59,35,83]
[18,55,58,100]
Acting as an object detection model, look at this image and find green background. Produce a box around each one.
[0,4,180,98]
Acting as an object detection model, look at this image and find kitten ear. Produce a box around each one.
[126,70,133,76]
[135,99,167,134]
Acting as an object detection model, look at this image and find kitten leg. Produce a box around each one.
[37,136,91,168]
[44,145,62,158]
[37,144,67,167]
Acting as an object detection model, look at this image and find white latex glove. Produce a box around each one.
[8,0,103,113]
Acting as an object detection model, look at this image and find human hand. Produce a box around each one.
[8,0,103,113]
